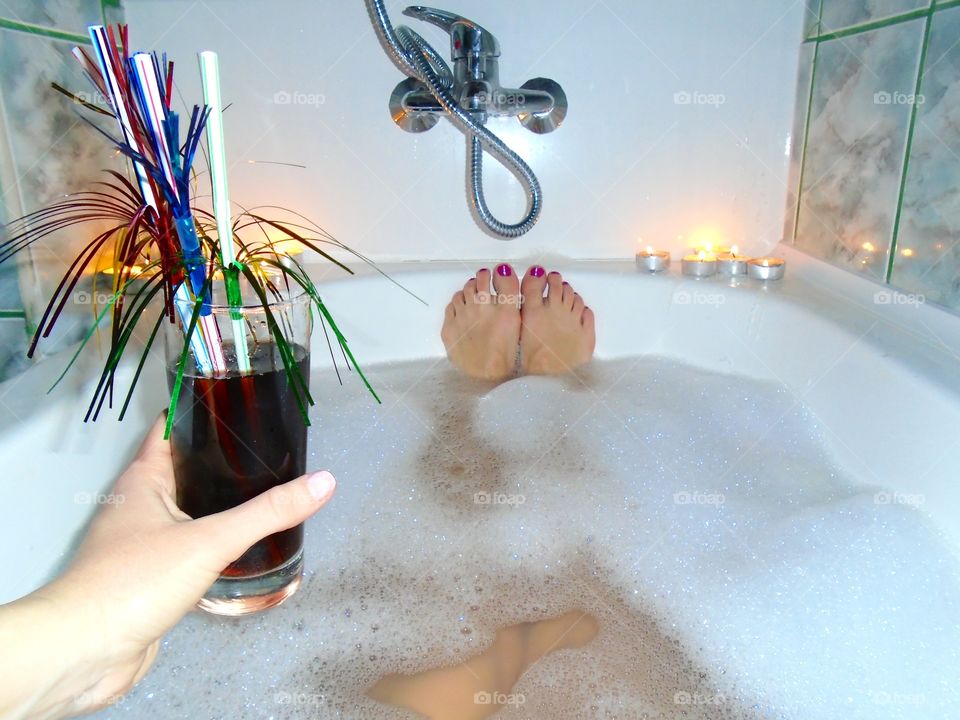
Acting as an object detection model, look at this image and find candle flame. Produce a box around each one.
[731,244,739,257]
[646,245,654,255]
[698,250,707,261]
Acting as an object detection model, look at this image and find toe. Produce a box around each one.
[561,281,575,308]
[521,265,547,306]
[476,268,492,295]
[572,293,584,314]
[581,306,595,332]
[453,290,467,307]
[492,263,520,308]
[464,277,478,297]
[545,272,563,303]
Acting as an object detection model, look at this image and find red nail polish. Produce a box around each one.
[496,264,512,277]
[530,266,545,278]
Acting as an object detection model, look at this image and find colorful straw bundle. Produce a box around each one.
[0,24,384,434]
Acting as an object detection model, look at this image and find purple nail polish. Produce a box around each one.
[496,264,512,277]
[530,266,545,278]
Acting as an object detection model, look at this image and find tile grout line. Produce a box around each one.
[791,0,823,243]
[804,2,940,43]
[0,17,91,45]
[886,4,935,283]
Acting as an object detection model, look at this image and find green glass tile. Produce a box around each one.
[784,42,816,242]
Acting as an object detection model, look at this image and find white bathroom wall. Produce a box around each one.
[126,0,804,261]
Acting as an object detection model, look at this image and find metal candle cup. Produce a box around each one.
[717,246,750,276]
[681,251,717,277]
[636,247,670,273]
[748,257,786,281]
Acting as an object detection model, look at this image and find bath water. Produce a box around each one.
[103,357,960,719]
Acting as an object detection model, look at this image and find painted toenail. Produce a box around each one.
[496,264,512,277]
[530,266,545,278]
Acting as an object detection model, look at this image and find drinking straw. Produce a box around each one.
[198,51,251,374]
[130,51,226,373]
[88,28,213,374]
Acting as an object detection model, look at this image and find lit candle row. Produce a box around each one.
[636,245,785,281]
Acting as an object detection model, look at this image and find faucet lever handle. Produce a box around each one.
[403,5,501,60]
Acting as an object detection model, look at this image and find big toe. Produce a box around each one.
[493,263,520,309]
[521,265,547,306]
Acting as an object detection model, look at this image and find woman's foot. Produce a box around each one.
[441,265,522,381]
[519,267,596,376]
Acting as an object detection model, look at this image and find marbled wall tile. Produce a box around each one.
[0,1,103,33]
[889,6,960,311]
[0,29,123,350]
[784,42,815,242]
[0,318,29,381]
[820,0,929,33]
[794,20,924,279]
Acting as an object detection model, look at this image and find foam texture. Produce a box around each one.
[97,357,960,719]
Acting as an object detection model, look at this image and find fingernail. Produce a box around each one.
[496,264,512,277]
[307,471,336,501]
[530,266,545,278]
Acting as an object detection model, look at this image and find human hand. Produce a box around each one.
[0,416,335,720]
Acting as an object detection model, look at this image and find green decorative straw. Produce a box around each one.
[199,50,251,374]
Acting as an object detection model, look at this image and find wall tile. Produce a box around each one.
[820,0,929,33]
[0,318,29,381]
[889,6,960,311]
[124,0,805,261]
[794,20,924,280]
[0,1,103,33]
[0,28,124,352]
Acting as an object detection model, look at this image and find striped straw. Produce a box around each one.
[88,28,213,374]
[199,51,250,374]
[129,51,227,374]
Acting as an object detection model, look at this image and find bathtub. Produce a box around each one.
[1,244,958,717]
[3,243,957,606]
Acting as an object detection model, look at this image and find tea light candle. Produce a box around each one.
[636,246,670,273]
[748,257,786,281]
[681,250,717,277]
[717,245,750,276]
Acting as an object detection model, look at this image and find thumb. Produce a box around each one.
[192,470,336,568]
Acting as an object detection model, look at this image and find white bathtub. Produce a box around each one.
[1,243,959,605]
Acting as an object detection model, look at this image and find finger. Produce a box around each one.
[192,470,336,568]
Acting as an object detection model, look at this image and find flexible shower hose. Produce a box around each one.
[363,0,543,239]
